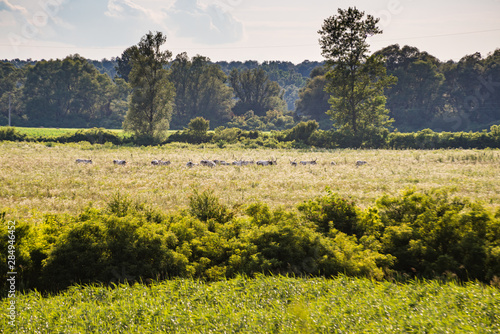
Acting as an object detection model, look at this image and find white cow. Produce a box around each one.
[241,160,255,166]
[200,160,216,168]
[299,158,317,165]
[151,159,171,166]
[256,159,277,166]
[76,159,92,164]
[214,160,231,166]
[113,160,126,165]
[186,161,199,168]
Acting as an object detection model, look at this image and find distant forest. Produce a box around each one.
[1,44,499,132]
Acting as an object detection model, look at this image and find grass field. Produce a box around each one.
[1,141,500,221]
[13,127,124,137]
[2,276,499,333]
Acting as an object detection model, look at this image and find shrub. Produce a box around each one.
[297,191,359,236]
[375,188,498,280]
[188,117,210,133]
[0,126,25,141]
[59,128,123,145]
[188,189,234,225]
[283,120,319,143]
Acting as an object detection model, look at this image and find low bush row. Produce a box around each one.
[2,123,500,149]
[2,188,499,294]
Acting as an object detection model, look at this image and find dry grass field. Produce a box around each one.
[1,141,500,221]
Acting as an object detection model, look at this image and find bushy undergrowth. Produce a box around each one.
[1,189,499,294]
[2,124,500,149]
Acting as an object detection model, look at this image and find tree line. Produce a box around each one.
[0,7,499,136]
[0,52,316,132]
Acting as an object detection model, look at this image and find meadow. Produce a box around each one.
[14,127,124,137]
[1,141,499,222]
[2,276,499,333]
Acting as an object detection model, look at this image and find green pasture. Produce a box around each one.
[13,127,124,138]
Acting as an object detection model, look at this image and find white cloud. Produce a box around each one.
[164,0,244,44]
[0,0,28,14]
[105,0,163,23]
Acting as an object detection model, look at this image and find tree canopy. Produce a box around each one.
[229,68,287,116]
[170,53,233,129]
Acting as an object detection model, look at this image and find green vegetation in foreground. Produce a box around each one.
[2,276,499,333]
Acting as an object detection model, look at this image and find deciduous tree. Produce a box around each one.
[319,7,396,135]
[170,53,233,128]
[229,68,287,116]
[123,31,175,139]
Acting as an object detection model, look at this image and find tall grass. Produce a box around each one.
[1,142,500,221]
[2,276,499,333]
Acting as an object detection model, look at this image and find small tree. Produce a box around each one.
[319,7,396,137]
[123,31,175,139]
[188,117,210,134]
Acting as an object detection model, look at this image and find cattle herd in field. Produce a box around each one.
[76,158,369,167]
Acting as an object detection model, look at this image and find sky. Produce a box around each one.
[1,0,499,63]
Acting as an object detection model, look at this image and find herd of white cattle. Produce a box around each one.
[75,158,369,167]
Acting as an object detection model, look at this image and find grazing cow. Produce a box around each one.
[232,159,254,166]
[186,161,199,168]
[76,159,92,164]
[113,160,126,165]
[241,160,254,166]
[151,159,171,166]
[290,159,297,167]
[213,160,230,166]
[200,160,216,168]
[256,158,277,166]
[299,158,317,165]
[356,160,368,166]
[330,161,337,166]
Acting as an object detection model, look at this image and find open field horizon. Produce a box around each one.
[1,141,500,221]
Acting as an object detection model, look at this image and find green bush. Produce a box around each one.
[58,128,123,145]
[188,189,234,226]
[283,120,319,143]
[297,191,359,236]
[375,188,498,280]
[0,126,25,141]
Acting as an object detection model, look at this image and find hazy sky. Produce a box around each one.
[1,0,499,63]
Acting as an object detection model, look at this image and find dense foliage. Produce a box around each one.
[169,53,233,128]
[1,188,499,294]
